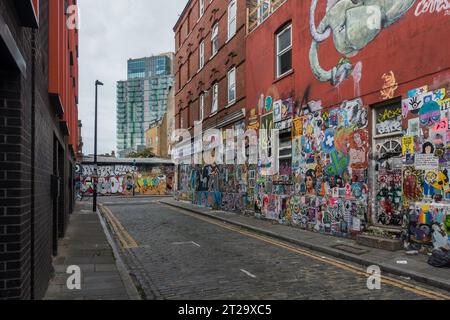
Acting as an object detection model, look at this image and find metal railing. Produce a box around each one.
[247,0,287,34]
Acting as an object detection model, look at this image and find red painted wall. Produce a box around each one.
[246,0,450,115]
[48,0,79,156]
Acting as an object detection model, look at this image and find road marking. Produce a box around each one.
[99,205,139,249]
[161,204,450,300]
[240,269,257,279]
[172,241,201,248]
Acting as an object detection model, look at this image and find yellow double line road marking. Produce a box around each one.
[99,204,139,250]
[163,204,450,300]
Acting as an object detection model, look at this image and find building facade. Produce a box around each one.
[145,116,169,158]
[0,0,79,299]
[117,54,175,157]
[173,0,251,162]
[174,0,450,250]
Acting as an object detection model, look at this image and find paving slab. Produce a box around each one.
[44,202,141,300]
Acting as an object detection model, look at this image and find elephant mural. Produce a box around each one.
[309,0,416,86]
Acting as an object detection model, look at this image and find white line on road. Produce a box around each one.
[172,241,201,248]
[191,241,201,248]
[240,269,257,279]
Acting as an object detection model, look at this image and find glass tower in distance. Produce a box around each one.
[117,53,174,157]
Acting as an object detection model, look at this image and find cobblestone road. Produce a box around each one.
[103,198,449,300]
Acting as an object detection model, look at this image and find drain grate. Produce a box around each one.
[331,244,369,256]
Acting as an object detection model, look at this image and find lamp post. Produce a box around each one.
[132,159,136,197]
[93,80,104,212]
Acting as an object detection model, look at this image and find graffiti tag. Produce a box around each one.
[415,0,450,16]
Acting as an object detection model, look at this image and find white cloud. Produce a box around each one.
[78,0,185,155]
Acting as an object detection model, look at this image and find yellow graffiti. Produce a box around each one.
[377,107,402,122]
[380,71,399,100]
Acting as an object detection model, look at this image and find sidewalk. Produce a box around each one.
[44,202,141,300]
[161,198,450,292]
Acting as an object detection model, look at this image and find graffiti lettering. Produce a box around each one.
[376,118,402,135]
[415,0,450,16]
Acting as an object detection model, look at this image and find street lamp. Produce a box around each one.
[132,159,136,197]
[93,80,104,212]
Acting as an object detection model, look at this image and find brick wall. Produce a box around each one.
[174,0,250,134]
[0,0,33,300]
[0,0,74,300]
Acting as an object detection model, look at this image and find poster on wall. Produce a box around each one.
[281,98,293,120]
[293,117,303,138]
[273,100,282,123]
[402,136,414,155]
[415,154,439,169]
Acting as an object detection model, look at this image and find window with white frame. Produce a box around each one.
[199,94,205,121]
[199,40,205,70]
[211,23,219,57]
[227,0,237,40]
[211,83,218,114]
[276,24,292,78]
[228,67,236,104]
[199,0,205,17]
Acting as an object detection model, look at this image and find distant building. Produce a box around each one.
[145,116,168,159]
[144,84,175,159]
[117,53,175,156]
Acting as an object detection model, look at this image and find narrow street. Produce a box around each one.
[99,197,450,300]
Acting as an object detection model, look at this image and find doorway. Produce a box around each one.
[371,99,404,228]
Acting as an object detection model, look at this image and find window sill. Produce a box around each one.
[209,53,217,61]
[226,33,236,44]
[225,100,236,109]
[209,111,218,118]
[273,69,294,84]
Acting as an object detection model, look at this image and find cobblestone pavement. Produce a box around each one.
[104,199,450,300]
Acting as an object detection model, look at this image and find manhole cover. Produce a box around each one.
[331,244,369,256]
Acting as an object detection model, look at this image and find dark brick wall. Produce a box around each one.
[0,0,33,300]
[0,0,74,300]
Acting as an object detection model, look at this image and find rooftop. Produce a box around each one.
[81,155,174,165]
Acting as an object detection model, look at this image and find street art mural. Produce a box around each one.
[175,81,450,251]
[309,0,416,86]
[77,163,174,196]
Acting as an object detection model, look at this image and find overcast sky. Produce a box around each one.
[78,0,185,155]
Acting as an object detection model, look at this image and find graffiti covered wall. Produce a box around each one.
[174,0,450,249]
[76,163,175,196]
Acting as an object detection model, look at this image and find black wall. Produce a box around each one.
[0,0,75,300]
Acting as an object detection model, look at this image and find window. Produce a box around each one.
[228,68,236,104]
[211,23,219,57]
[276,24,292,78]
[257,0,270,24]
[211,83,218,114]
[227,0,237,40]
[187,54,191,79]
[199,0,205,17]
[199,40,205,70]
[199,94,205,121]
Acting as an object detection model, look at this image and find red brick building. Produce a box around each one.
[174,0,250,145]
[174,0,450,250]
[245,0,450,245]
[0,0,79,299]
